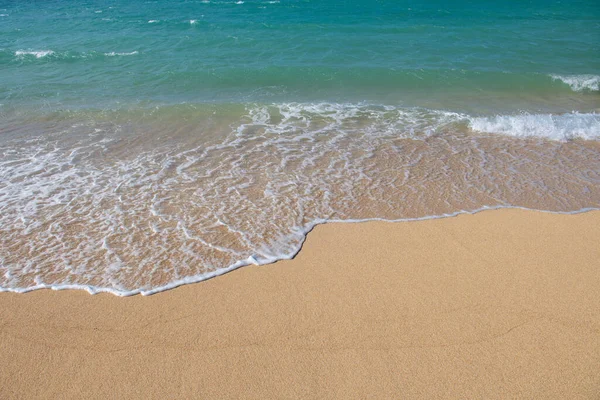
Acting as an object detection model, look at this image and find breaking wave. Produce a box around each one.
[550,74,600,92]
[469,112,600,141]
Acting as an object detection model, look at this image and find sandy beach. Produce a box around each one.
[1,208,599,399]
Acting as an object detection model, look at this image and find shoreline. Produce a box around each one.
[1,208,599,398]
[1,205,599,297]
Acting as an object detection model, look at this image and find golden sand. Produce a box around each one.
[1,209,599,399]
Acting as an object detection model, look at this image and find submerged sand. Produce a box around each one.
[1,208,599,399]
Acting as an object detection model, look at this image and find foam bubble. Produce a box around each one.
[469,112,600,141]
[550,74,600,92]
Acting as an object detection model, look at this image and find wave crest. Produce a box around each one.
[104,51,139,57]
[469,113,600,141]
[15,50,54,59]
[550,74,600,92]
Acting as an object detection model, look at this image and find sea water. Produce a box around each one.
[0,0,599,295]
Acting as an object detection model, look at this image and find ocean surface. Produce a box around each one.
[1,0,599,295]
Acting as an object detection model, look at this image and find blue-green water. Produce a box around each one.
[1,0,599,111]
[1,1,600,295]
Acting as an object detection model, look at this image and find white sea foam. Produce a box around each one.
[0,103,599,296]
[148,20,159,23]
[104,51,139,57]
[1,205,593,297]
[190,19,198,25]
[469,112,600,141]
[550,74,600,92]
[15,50,54,58]
[240,103,466,139]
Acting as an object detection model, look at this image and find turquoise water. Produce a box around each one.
[1,1,600,295]
[1,0,599,111]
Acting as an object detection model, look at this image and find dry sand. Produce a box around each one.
[1,208,599,399]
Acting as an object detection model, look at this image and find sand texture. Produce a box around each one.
[1,209,599,399]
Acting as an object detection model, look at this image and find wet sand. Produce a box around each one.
[1,208,599,399]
